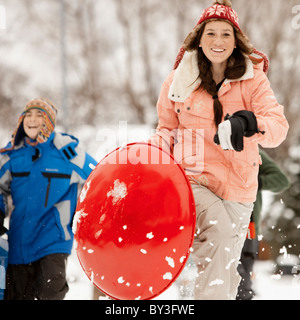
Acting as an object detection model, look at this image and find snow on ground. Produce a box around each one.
[65,250,300,300]
[252,260,300,300]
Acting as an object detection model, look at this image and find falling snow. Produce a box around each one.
[88,163,96,170]
[258,234,264,241]
[209,279,224,286]
[225,259,236,270]
[279,246,288,258]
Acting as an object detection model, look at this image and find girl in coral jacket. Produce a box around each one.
[150,0,289,299]
[0,98,97,300]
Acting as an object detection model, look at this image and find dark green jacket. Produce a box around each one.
[253,150,290,235]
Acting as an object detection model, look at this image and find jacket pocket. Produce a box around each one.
[54,200,72,241]
[11,172,30,178]
[11,172,31,191]
[230,145,260,188]
[42,172,71,207]
[179,97,215,129]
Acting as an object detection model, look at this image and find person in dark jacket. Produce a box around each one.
[236,149,290,300]
[0,98,97,300]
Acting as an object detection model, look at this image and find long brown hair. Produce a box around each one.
[184,21,253,127]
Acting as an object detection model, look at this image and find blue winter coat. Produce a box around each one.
[0,132,97,264]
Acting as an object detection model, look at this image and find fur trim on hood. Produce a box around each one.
[168,50,268,103]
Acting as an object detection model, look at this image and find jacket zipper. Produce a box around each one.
[42,172,71,207]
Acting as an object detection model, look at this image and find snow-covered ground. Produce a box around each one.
[65,250,300,300]
[64,188,300,301]
[252,261,300,300]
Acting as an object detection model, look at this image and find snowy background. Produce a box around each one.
[64,248,300,300]
[1,0,300,300]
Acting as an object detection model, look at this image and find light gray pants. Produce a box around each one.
[191,184,253,300]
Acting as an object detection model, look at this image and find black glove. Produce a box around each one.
[214,111,261,152]
[0,210,8,236]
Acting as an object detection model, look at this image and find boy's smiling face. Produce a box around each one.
[23,108,44,140]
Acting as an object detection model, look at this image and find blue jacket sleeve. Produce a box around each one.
[72,149,97,180]
[0,153,12,216]
[53,132,97,182]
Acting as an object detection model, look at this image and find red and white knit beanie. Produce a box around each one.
[197,0,241,32]
[173,0,269,74]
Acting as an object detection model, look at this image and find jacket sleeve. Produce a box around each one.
[149,72,179,155]
[65,145,97,182]
[259,150,290,193]
[53,133,97,182]
[250,70,289,148]
[0,153,12,216]
[73,149,97,180]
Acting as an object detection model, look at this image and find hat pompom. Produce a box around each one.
[213,0,232,7]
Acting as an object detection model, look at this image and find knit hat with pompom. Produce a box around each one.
[198,0,241,32]
[173,0,269,73]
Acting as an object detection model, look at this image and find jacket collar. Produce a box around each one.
[168,50,254,103]
[23,131,55,149]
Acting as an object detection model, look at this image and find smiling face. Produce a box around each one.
[200,20,236,69]
[23,108,44,140]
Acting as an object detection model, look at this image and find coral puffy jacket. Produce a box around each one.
[151,55,289,203]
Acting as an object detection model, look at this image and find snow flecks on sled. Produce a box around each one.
[79,181,91,203]
[163,272,173,280]
[72,209,88,234]
[146,232,154,239]
[165,256,175,268]
[107,179,128,205]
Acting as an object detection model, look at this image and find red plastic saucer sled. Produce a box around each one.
[74,143,196,300]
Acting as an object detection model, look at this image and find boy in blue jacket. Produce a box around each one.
[0,98,97,300]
